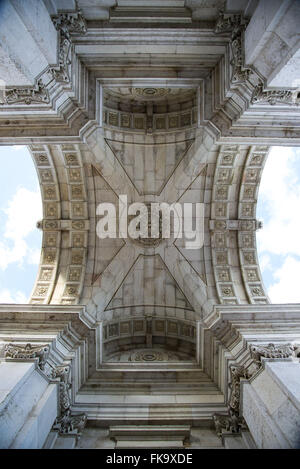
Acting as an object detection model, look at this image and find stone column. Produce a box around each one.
[241,359,300,448]
[0,359,58,449]
[244,0,300,87]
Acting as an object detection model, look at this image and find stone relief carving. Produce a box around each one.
[50,363,87,439]
[251,81,300,106]
[52,409,87,438]
[214,11,251,85]
[4,343,50,370]
[250,343,295,370]
[52,10,87,37]
[50,10,87,84]
[51,365,71,411]
[2,80,50,105]
[213,409,246,438]
[229,365,251,413]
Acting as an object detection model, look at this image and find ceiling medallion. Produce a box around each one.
[131,88,171,100]
[129,350,176,362]
[129,202,163,248]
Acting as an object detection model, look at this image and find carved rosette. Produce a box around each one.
[4,343,50,370]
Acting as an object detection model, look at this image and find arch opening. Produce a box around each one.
[0,145,42,304]
[257,146,300,303]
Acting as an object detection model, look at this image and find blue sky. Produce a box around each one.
[256,146,300,303]
[0,145,299,304]
[0,146,42,302]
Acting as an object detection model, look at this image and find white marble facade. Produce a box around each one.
[0,0,300,449]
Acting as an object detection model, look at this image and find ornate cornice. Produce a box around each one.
[4,343,50,370]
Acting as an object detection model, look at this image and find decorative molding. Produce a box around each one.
[50,9,87,84]
[50,363,87,440]
[211,145,241,305]
[29,145,61,305]
[214,11,251,85]
[103,105,197,133]
[2,79,50,105]
[4,343,50,370]
[50,365,71,411]
[251,81,300,106]
[229,365,251,413]
[250,343,295,370]
[213,409,246,438]
[52,409,87,439]
[209,219,262,231]
[238,146,269,304]
[52,10,87,38]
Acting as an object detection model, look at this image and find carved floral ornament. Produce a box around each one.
[4,343,87,440]
[213,342,299,438]
[50,363,87,439]
[251,80,300,106]
[4,343,50,370]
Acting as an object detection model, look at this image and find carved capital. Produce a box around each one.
[4,342,50,370]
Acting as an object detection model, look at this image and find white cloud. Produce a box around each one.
[259,254,272,273]
[257,146,300,303]
[268,256,300,303]
[0,288,28,303]
[11,145,26,151]
[0,187,42,270]
[257,147,300,257]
